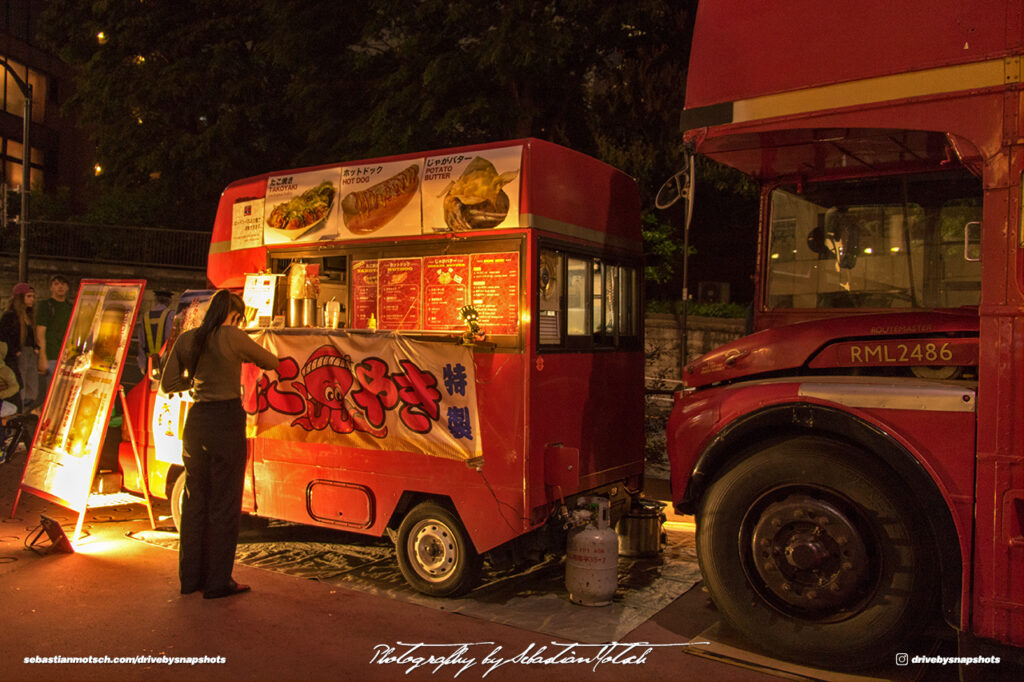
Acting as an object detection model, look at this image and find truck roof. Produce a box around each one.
[207,138,640,288]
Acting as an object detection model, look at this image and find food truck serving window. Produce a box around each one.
[269,235,525,347]
[538,246,640,350]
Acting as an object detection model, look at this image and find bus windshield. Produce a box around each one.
[766,170,982,310]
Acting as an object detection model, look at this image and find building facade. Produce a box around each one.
[1,1,91,210]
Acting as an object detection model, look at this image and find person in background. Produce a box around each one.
[35,274,74,405]
[0,283,40,412]
[160,290,279,599]
[0,340,18,420]
[137,289,175,376]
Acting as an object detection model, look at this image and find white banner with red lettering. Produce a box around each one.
[242,331,481,462]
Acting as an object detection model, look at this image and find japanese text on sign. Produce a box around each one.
[243,332,482,462]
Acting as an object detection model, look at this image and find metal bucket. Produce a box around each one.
[288,298,316,327]
[616,498,666,557]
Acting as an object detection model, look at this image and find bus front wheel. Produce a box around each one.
[697,436,935,670]
[395,502,482,597]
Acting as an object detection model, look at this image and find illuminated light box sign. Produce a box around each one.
[19,280,145,512]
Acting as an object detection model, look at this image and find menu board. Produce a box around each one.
[351,259,379,329]
[378,258,423,330]
[338,160,423,239]
[470,253,520,335]
[231,198,264,250]
[20,280,145,512]
[263,168,340,245]
[243,273,281,327]
[423,255,470,331]
[350,252,519,336]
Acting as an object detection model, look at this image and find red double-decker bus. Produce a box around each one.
[666,0,1024,668]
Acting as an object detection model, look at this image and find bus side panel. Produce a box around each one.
[972,313,1024,646]
[118,380,160,495]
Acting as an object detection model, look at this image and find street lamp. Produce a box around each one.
[1,58,32,283]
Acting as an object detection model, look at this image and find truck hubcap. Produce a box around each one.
[746,493,871,617]
[409,519,458,582]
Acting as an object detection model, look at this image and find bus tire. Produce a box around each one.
[395,501,482,597]
[170,472,185,533]
[697,435,934,670]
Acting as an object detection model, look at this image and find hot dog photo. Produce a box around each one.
[339,161,423,237]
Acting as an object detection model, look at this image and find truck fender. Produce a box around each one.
[686,402,963,628]
[383,487,528,555]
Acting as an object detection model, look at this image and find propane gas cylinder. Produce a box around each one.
[565,497,619,606]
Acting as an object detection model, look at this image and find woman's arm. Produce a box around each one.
[227,327,280,371]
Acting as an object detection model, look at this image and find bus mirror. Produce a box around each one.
[824,210,860,269]
[656,153,695,233]
[806,227,829,255]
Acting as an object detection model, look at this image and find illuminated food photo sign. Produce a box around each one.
[20,280,145,512]
[256,143,525,248]
[263,168,341,245]
[339,160,423,239]
[421,146,522,232]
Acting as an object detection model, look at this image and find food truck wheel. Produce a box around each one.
[170,473,185,532]
[696,436,934,670]
[396,502,482,597]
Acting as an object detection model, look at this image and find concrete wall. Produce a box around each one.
[1,255,207,385]
[643,313,746,477]
[0,255,207,310]
[645,312,746,394]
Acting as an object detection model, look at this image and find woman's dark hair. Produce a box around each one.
[6,293,35,344]
[192,289,245,361]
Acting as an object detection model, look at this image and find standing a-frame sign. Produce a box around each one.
[11,280,146,543]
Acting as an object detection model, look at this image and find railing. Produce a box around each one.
[0,220,208,269]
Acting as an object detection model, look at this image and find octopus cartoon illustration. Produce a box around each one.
[291,345,384,437]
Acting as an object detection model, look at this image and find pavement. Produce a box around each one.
[0,444,948,682]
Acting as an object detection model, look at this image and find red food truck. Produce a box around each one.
[665,0,1024,669]
[118,138,645,596]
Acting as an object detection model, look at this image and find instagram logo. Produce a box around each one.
[895,653,909,666]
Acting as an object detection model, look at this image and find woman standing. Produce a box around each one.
[161,290,279,599]
[0,282,40,412]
